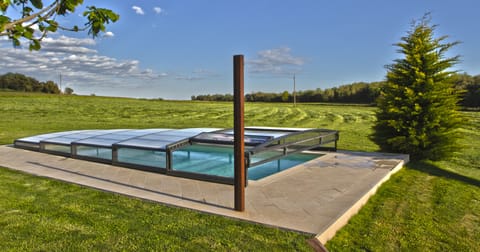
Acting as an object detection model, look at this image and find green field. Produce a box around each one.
[0,92,376,151]
[1,92,479,251]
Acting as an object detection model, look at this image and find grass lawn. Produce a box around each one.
[0,168,310,251]
[1,92,479,251]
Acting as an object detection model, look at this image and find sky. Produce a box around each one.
[1,0,479,100]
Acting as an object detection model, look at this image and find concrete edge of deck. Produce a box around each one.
[315,157,407,244]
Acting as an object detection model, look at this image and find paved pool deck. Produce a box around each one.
[0,145,408,245]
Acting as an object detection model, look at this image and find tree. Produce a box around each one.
[281,90,289,102]
[0,0,119,50]
[0,72,40,91]
[0,72,61,93]
[64,86,73,95]
[42,80,60,93]
[373,15,463,160]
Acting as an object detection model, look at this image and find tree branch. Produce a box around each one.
[2,1,58,31]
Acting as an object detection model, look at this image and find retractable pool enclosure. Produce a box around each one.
[14,127,339,184]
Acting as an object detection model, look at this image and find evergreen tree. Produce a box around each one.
[373,15,463,160]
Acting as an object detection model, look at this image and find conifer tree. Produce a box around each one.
[374,15,463,160]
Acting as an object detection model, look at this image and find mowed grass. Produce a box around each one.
[327,111,480,251]
[0,92,376,151]
[1,91,479,251]
[0,168,310,251]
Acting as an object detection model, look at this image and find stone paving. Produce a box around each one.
[0,145,408,244]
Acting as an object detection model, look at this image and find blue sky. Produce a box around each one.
[1,0,479,99]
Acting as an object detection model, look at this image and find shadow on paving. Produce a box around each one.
[407,161,480,188]
[27,161,232,210]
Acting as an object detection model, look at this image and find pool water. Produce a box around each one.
[172,145,321,180]
[248,153,320,180]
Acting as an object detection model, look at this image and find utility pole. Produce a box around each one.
[59,72,62,93]
[293,73,296,107]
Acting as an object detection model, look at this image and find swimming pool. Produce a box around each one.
[14,127,338,185]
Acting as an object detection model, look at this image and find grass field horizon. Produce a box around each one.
[1,91,479,250]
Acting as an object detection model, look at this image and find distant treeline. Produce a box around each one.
[454,73,480,107]
[0,72,61,94]
[192,82,382,104]
[192,73,480,107]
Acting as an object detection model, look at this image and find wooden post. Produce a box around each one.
[233,55,245,211]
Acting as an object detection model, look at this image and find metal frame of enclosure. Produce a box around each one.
[14,127,339,185]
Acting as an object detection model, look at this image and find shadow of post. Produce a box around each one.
[406,161,480,188]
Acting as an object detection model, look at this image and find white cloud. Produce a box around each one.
[153,7,163,14]
[103,31,114,38]
[248,47,305,75]
[174,68,219,81]
[0,35,166,92]
[132,6,145,15]
[175,75,202,81]
[38,36,98,54]
[43,35,95,46]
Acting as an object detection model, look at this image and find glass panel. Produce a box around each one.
[43,143,71,154]
[15,130,94,146]
[243,129,290,138]
[122,129,171,134]
[172,144,234,178]
[174,128,220,133]
[15,130,84,143]
[154,131,195,137]
[76,146,112,160]
[286,138,322,153]
[137,134,191,142]
[67,133,102,139]
[116,139,169,149]
[320,132,338,144]
[75,134,148,146]
[139,135,186,142]
[250,149,285,166]
[135,135,161,141]
[95,135,134,140]
[117,148,166,168]
[74,138,119,146]
[248,153,321,180]
[191,133,271,146]
[193,133,234,142]
[222,129,290,138]
[14,136,43,144]
[14,141,39,149]
[76,145,112,160]
[74,130,171,146]
[43,137,77,144]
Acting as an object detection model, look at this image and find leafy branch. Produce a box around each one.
[0,0,119,50]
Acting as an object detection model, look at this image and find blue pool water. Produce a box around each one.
[247,153,320,180]
[172,145,321,180]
